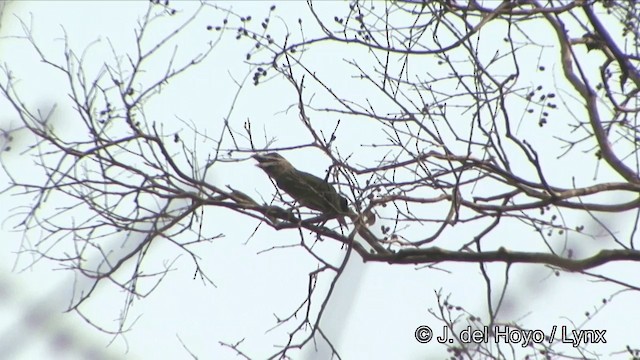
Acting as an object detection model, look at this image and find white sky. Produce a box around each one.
[0,1,638,360]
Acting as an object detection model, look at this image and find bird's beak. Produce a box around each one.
[252,154,269,168]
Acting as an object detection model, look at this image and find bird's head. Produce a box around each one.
[252,152,294,177]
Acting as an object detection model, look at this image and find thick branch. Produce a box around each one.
[361,246,640,272]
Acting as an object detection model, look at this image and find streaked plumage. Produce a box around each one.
[253,153,349,224]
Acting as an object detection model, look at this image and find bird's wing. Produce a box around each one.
[275,171,344,213]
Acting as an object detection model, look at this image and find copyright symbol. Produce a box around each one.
[415,325,433,343]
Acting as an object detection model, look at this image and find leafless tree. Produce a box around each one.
[2,1,640,359]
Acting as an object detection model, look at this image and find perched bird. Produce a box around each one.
[252,153,349,225]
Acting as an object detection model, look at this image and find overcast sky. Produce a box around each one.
[0,1,638,360]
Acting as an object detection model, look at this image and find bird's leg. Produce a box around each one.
[302,214,347,235]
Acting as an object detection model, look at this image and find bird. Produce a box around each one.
[252,152,349,225]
